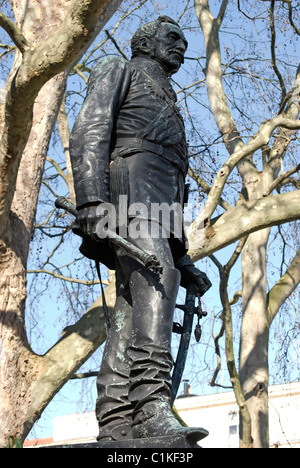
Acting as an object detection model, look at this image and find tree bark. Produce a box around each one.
[0,0,123,238]
[267,249,300,324]
[194,0,300,448]
[239,228,270,448]
[0,0,122,447]
[188,190,300,261]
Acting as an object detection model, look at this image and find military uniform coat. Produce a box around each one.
[70,55,189,265]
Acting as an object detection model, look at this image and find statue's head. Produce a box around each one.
[131,16,188,76]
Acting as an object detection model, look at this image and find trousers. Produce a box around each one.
[95,221,180,440]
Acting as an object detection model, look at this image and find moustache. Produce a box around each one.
[169,49,185,64]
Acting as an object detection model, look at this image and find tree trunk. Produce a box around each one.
[0,0,122,447]
[239,228,270,448]
[194,0,299,448]
[0,72,67,446]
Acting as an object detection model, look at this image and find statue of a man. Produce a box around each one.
[70,16,211,443]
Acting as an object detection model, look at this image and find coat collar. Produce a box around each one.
[130,56,177,102]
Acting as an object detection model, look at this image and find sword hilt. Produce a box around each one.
[55,196,163,275]
[55,196,78,217]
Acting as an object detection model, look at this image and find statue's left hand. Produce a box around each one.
[180,264,212,297]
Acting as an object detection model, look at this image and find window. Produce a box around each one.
[228,411,239,448]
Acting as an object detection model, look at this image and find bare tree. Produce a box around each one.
[192,0,300,447]
[0,0,122,447]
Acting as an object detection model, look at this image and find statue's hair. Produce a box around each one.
[131,16,180,58]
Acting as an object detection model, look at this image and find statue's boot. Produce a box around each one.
[96,295,133,441]
[128,264,208,442]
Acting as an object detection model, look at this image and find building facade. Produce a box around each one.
[24,381,300,448]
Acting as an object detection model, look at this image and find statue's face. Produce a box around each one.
[152,24,188,76]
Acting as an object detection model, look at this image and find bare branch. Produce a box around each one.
[57,96,76,204]
[237,0,258,21]
[70,371,98,379]
[216,0,229,27]
[212,236,253,447]
[188,190,300,261]
[270,0,287,106]
[73,64,89,83]
[27,269,109,286]
[46,156,68,183]
[194,0,242,155]
[188,166,233,211]
[0,0,123,239]
[209,314,225,388]
[194,0,257,184]
[198,115,300,223]
[267,248,300,324]
[0,11,30,53]
[105,29,129,60]
[29,294,110,423]
[230,290,243,306]
[269,64,300,176]
[265,164,300,195]
[288,2,300,35]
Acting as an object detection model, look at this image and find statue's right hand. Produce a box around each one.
[77,203,107,239]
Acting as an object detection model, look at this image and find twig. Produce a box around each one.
[105,29,128,61]
[0,12,30,54]
[199,115,300,224]
[188,167,233,212]
[264,163,300,195]
[27,269,109,286]
[270,1,287,106]
[288,2,300,35]
[219,237,253,447]
[70,371,98,379]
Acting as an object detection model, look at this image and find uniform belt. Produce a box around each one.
[113,138,188,177]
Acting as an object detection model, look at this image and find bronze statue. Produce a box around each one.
[69,16,211,445]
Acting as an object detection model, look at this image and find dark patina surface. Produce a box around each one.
[69,16,211,447]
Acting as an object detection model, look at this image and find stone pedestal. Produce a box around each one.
[44,430,208,449]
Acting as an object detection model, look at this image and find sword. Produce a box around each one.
[171,283,207,405]
[55,196,163,275]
